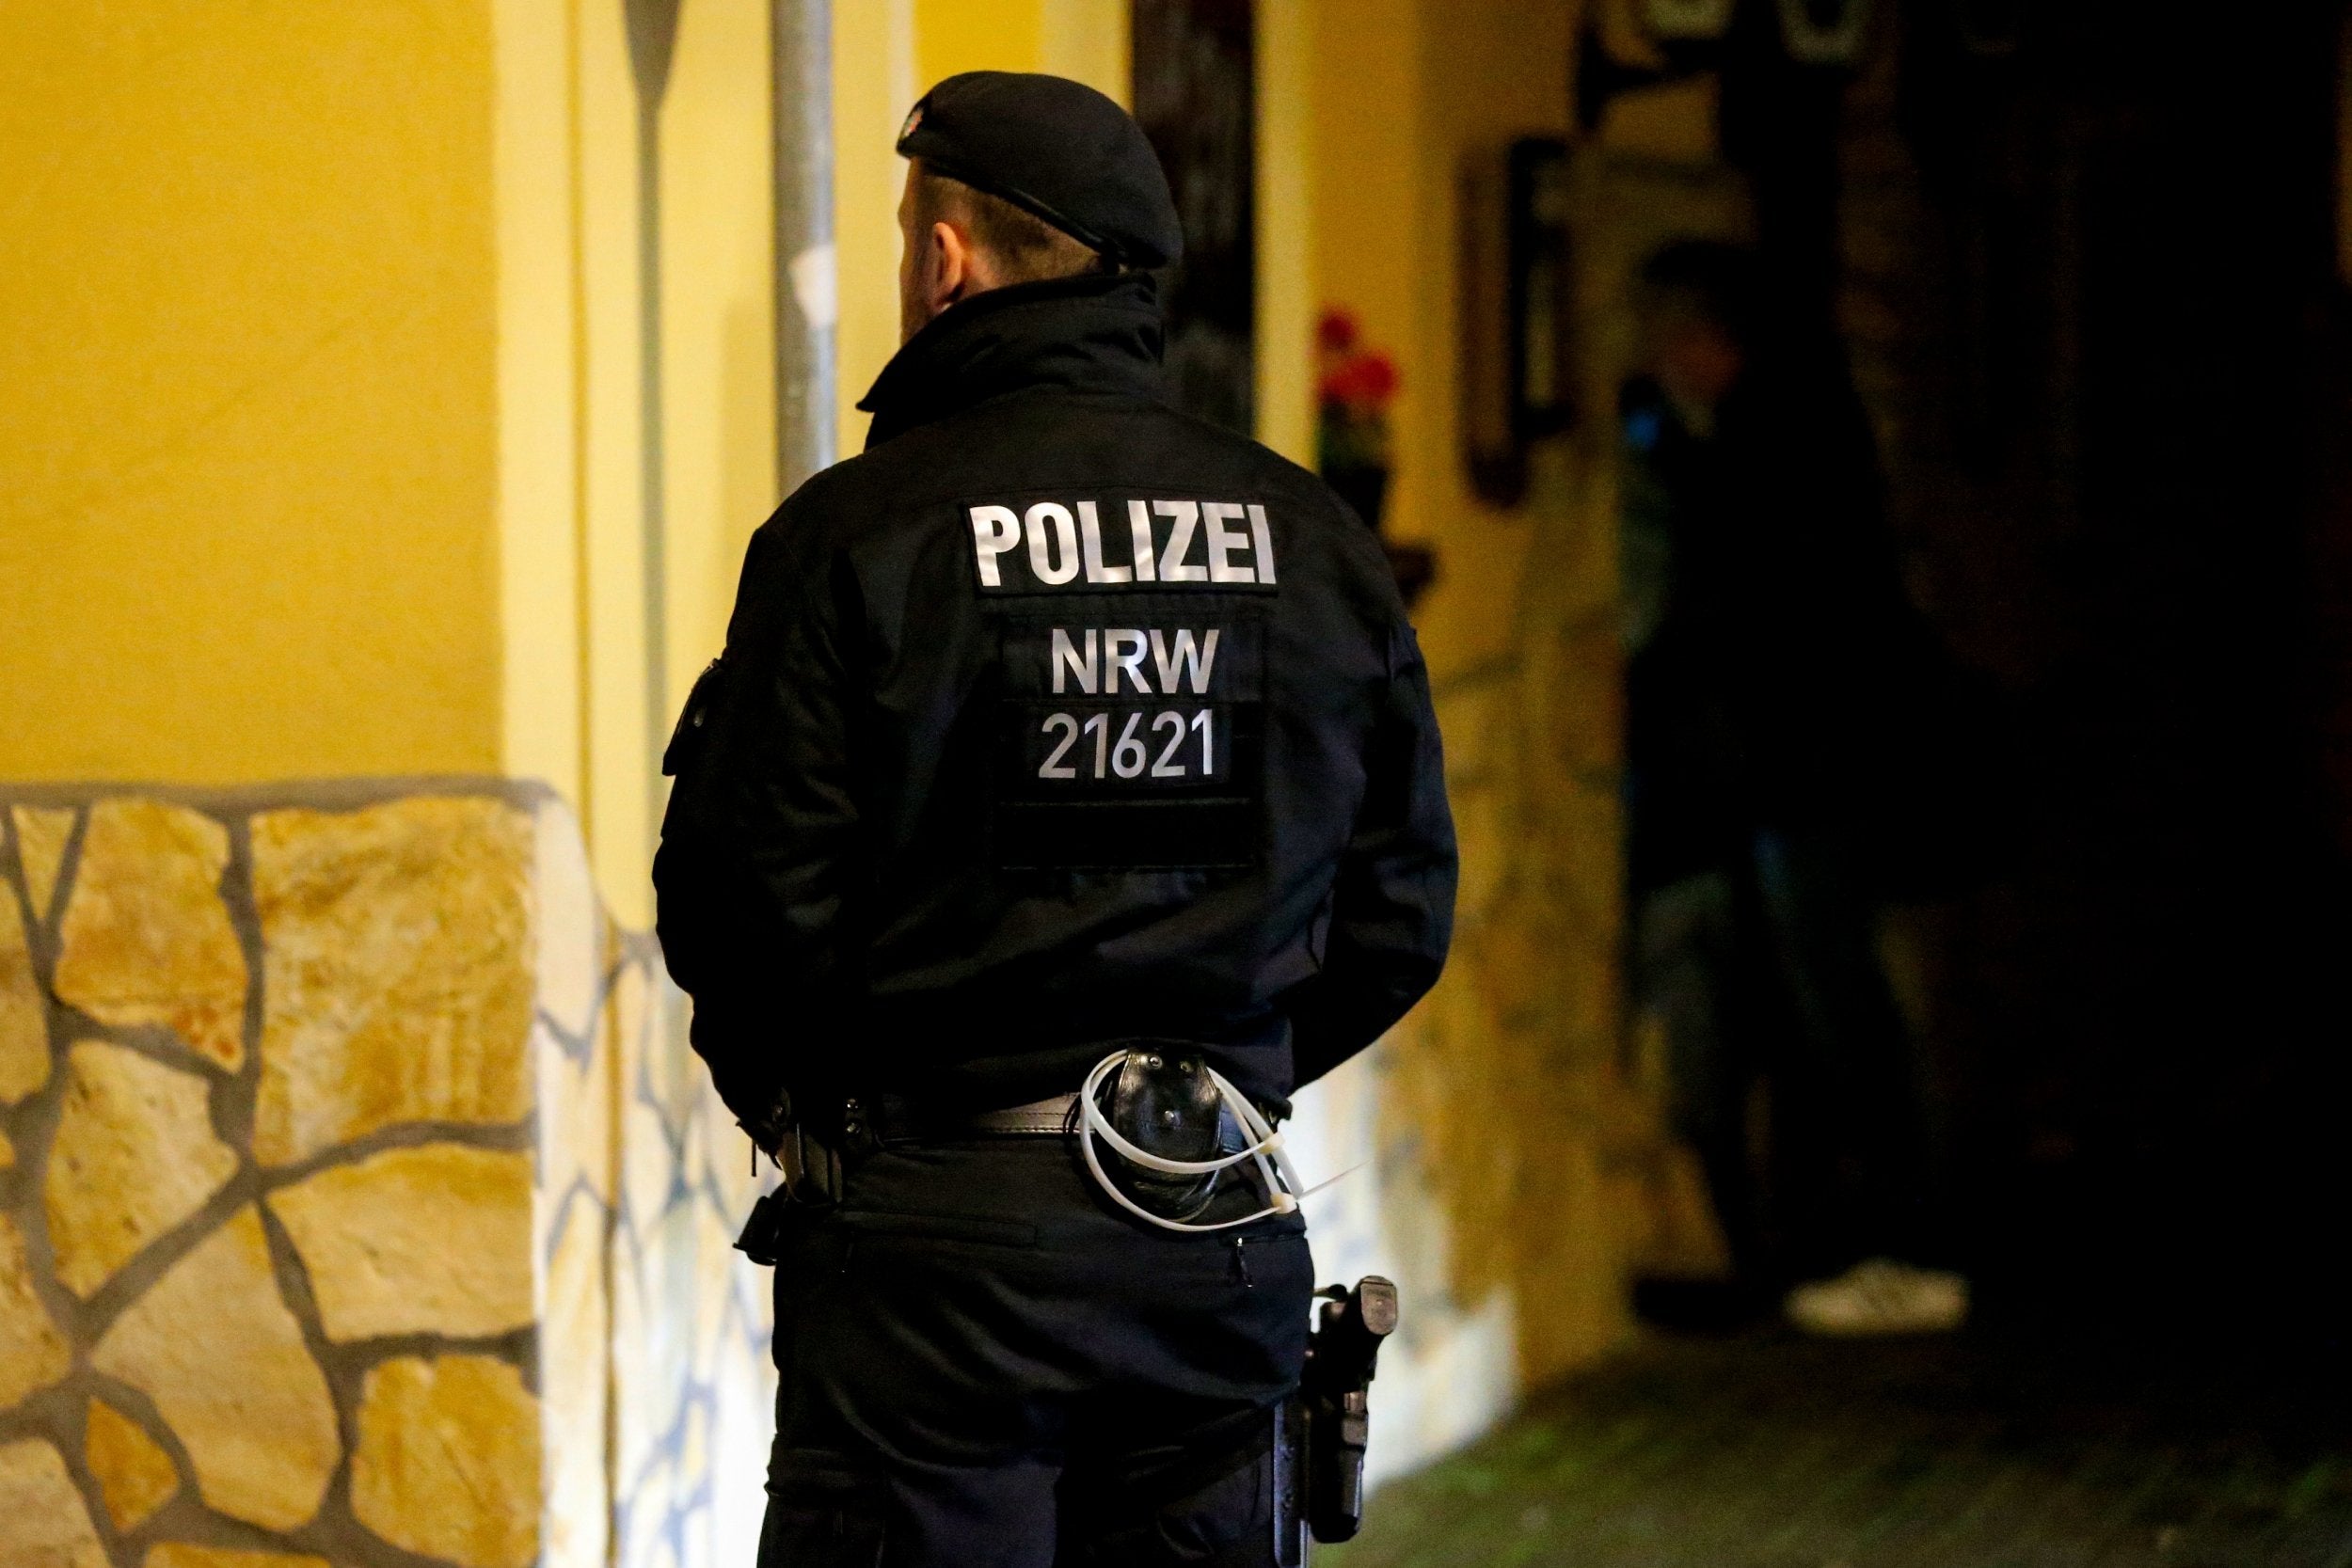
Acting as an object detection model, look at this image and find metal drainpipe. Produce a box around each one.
[773,0,837,492]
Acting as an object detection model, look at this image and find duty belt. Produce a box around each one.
[751,1049,1309,1240]
[870,1090,1079,1139]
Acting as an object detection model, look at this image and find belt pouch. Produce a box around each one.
[1095,1046,1229,1221]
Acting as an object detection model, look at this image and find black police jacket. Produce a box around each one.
[654,270,1455,1129]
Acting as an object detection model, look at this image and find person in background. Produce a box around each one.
[1619,238,1967,1336]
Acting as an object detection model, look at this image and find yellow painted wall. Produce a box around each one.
[491,0,778,923]
[0,0,774,918]
[832,0,1129,456]
[0,4,501,783]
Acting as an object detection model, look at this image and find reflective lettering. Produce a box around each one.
[1078,500,1131,584]
[1149,628,1220,694]
[1151,711,1187,776]
[1126,499,1159,583]
[1204,502,1254,583]
[1029,705,1222,786]
[1026,501,1080,585]
[1104,628,1149,693]
[969,505,1020,587]
[1051,627,1098,694]
[1247,504,1277,586]
[1112,712,1148,777]
[1154,500,1207,582]
[1039,714,1079,778]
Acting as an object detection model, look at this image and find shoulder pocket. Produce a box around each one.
[661,655,731,778]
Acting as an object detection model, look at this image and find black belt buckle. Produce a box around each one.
[1093,1044,1233,1222]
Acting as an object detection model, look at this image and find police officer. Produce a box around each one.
[655,71,1456,1567]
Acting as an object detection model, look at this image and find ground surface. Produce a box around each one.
[1319,1328,2352,1568]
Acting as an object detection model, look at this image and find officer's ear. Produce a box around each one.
[899,164,991,338]
[913,215,982,325]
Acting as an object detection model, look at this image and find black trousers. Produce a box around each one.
[758,1133,1314,1567]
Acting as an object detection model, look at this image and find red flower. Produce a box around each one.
[1320,351,1400,410]
[1317,309,1360,355]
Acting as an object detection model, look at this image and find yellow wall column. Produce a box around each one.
[499,0,587,811]
[832,0,920,456]
[658,0,778,755]
[1255,0,1316,468]
[494,0,777,920]
[573,0,658,923]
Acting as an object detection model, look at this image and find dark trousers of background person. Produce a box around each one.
[757,1133,1314,1568]
[1635,828,1932,1289]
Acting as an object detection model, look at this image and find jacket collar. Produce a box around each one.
[856,270,1165,449]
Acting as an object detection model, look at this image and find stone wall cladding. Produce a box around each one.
[0,782,774,1568]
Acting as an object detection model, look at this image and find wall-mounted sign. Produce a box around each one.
[1641,0,1734,42]
[1775,0,1871,66]
[1460,138,1575,507]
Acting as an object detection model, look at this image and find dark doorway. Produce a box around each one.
[1834,2,2352,1329]
[1588,0,2352,1335]
[1131,0,1257,436]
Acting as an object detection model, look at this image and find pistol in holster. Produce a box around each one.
[1274,1275,1399,1564]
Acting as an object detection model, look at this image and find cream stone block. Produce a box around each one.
[0,1213,71,1410]
[146,1548,331,1568]
[0,879,52,1104]
[11,806,75,924]
[351,1354,540,1568]
[250,798,534,1165]
[710,1318,775,1568]
[86,1397,179,1533]
[268,1143,532,1341]
[607,1218,657,1491]
[617,1198,697,1491]
[45,1040,240,1298]
[707,1075,761,1222]
[92,1208,340,1531]
[620,1453,676,1568]
[536,1015,615,1210]
[540,1194,612,1568]
[53,800,247,1070]
[533,798,601,1042]
[617,974,682,1233]
[693,1189,738,1374]
[0,1438,107,1568]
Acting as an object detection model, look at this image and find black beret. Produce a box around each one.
[897,71,1184,269]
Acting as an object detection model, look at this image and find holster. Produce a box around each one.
[733,1101,846,1268]
[1274,1275,1398,1558]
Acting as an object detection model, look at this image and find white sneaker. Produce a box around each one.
[1785,1257,1969,1337]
